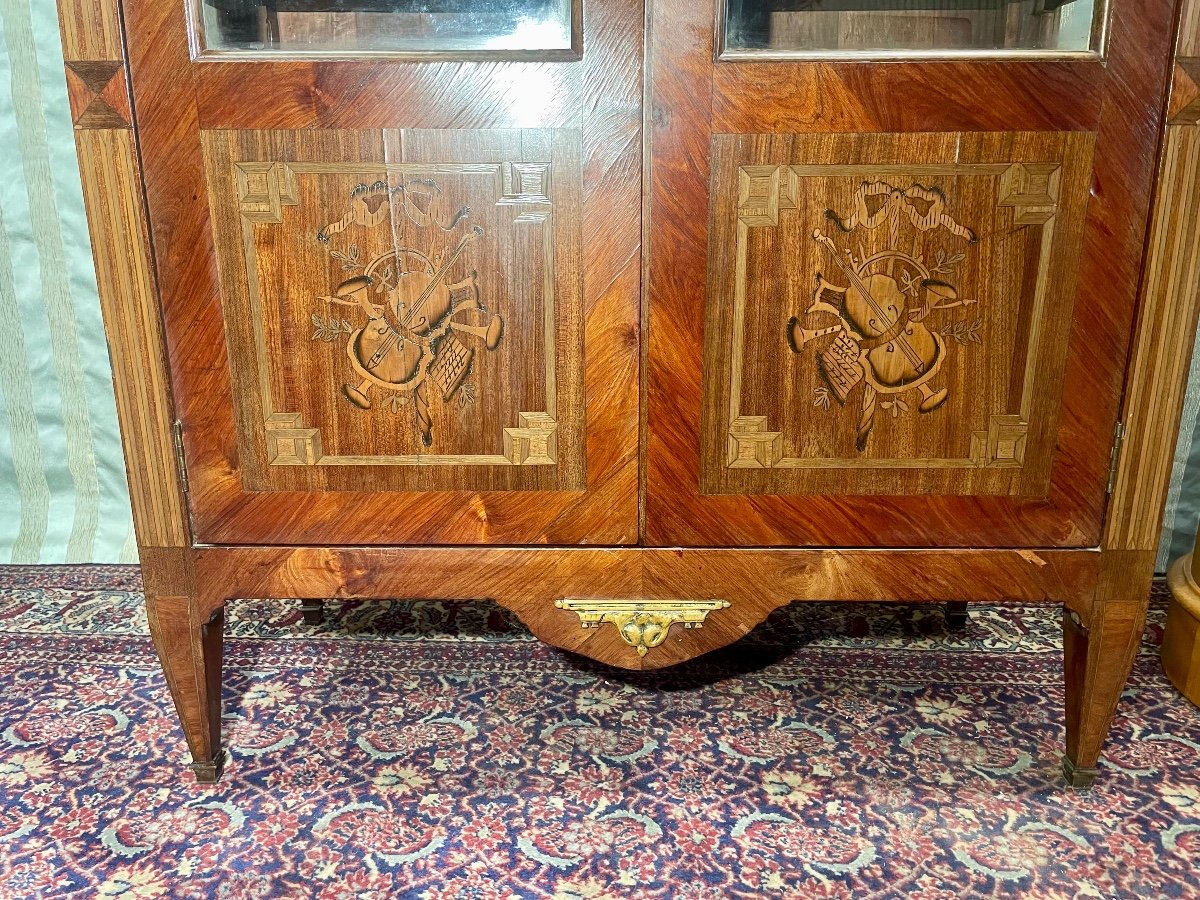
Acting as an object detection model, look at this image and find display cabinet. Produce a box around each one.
[56,0,1200,784]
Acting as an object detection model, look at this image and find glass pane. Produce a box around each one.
[198,0,574,54]
[724,0,1103,55]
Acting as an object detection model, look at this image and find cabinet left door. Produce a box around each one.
[121,0,641,545]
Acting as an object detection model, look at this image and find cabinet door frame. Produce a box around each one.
[644,0,1178,548]
[122,0,642,546]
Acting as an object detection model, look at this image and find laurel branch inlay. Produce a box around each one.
[555,599,732,657]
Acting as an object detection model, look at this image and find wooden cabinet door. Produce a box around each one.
[123,0,640,545]
[645,0,1177,547]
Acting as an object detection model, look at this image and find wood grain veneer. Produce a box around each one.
[1063,0,1200,784]
[121,0,641,548]
[190,545,1100,669]
[56,0,122,61]
[74,130,189,550]
[1106,125,1200,553]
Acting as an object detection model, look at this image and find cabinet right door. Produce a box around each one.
[645,0,1178,548]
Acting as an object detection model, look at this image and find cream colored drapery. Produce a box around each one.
[0,0,135,562]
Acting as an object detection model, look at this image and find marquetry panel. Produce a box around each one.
[202,129,584,494]
[701,131,1093,498]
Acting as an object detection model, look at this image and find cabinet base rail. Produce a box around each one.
[136,545,1149,785]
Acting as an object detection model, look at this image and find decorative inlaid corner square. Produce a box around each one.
[235,163,300,223]
[970,415,1029,468]
[504,412,558,465]
[998,163,1061,225]
[65,60,131,129]
[704,132,1094,497]
[500,162,552,205]
[738,165,798,226]
[1170,59,1200,125]
[728,416,782,468]
[265,413,322,465]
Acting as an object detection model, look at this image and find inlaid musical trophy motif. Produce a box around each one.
[786,181,980,451]
[315,180,505,447]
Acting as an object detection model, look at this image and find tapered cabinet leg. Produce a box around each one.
[1062,598,1147,788]
[145,593,226,783]
[945,601,969,631]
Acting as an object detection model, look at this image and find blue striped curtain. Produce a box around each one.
[0,0,1196,568]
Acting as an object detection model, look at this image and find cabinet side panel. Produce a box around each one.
[1106,123,1200,552]
[54,0,189,549]
[74,128,189,548]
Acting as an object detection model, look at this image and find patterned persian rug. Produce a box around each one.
[1,567,1199,899]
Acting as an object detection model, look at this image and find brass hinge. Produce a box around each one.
[172,420,189,494]
[1106,420,1126,495]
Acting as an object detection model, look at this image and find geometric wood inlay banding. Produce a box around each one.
[73,128,188,546]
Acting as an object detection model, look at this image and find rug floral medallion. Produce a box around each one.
[0,567,1198,899]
